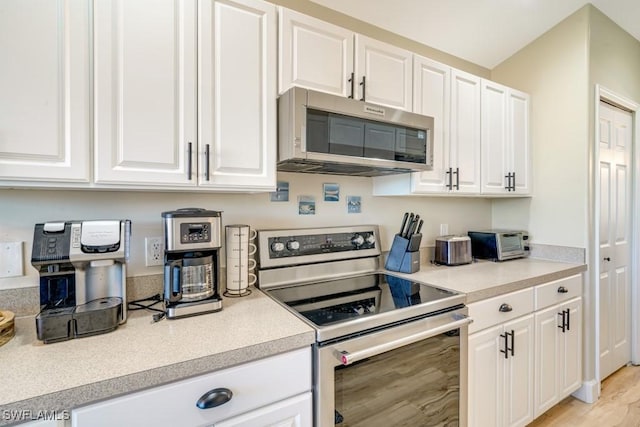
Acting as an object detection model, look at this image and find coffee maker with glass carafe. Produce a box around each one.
[162,208,223,318]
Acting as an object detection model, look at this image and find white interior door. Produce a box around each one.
[598,100,632,380]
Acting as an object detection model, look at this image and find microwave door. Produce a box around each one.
[363,122,396,160]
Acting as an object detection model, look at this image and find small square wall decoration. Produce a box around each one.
[298,196,316,215]
[270,181,289,202]
[323,183,340,202]
[347,196,361,214]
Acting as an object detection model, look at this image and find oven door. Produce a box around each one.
[316,308,472,427]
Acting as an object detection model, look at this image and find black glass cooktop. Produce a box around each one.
[266,273,460,328]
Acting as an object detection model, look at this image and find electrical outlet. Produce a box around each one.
[0,241,23,278]
[145,237,163,267]
[439,224,449,236]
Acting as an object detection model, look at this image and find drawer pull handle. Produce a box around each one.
[557,286,569,294]
[499,303,513,313]
[196,387,233,409]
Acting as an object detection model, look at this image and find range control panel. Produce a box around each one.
[267,230,376,259]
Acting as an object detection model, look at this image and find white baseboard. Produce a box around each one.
[572,379,600,403]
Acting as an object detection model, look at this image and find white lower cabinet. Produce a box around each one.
[468,274,583,426]
[216,392,311,427]
[71,348,311,427]
[468,314,534,427]
[534,276,583,417]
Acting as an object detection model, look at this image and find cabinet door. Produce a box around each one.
[278,8,353,97]
[481,80,509,194]
[509,89,531,194]
[0,0,90,183]
[94,0,197,186]
[534,305,562,417]
[354,35,412,111]
[450,69,481,193]
[468,325,503,427]
[504,314,534,427]
[216,392,312,427]
[72,348,311,427]
[560,298,582,396]
[410,56,451,193]
[199,0,276,190]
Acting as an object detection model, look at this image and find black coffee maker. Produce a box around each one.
[162,208,223,318]
[31,220,131,343]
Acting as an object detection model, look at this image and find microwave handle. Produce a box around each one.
[336,315,473,366]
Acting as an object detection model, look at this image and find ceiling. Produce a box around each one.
[310,0,640,69]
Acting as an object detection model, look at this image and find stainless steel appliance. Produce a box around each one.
[467,230,529,261]
[278,87,434,176]
[31,220,131,343]
[435,235,473,266]
[257,225,472,426]
[163,208,223,318]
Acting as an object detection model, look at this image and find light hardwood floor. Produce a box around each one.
[528,365,640,426]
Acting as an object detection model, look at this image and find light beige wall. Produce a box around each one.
[0,173,492,290]
[490,7,590,248]
[266,0,491,78]
[589,6,640,102]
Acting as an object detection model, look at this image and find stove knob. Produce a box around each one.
[287,240,300,251]
[271,241,285,252]
[365,234,376,245]
[351,234,365,247]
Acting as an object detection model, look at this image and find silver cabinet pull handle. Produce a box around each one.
[348,72,355,99]
[336,315,473,366]
[187,142,193,180]
[205,144,211,181]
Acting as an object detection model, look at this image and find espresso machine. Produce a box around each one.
[31,220,131,343]
[162,208,223,318]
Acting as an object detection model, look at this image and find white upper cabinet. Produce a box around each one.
[93,0,276,190]
[198,0,276,190]
[353,35,412,110]
[93,0,197,186]
[373,60,481,196]
[450,69,481,194]
[408,55,451,193]
[279,8,412,111]
[0,0,90,183]
[481,80,531,195]
[278,8,353,98]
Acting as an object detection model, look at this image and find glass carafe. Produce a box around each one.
[181,255,214,301]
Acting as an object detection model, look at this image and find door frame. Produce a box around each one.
[591,85,640,396]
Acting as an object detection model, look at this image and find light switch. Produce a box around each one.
[0,241,24,278]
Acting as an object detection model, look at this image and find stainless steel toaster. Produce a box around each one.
[434,235,472,266]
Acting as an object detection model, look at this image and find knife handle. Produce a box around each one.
[399,212,409,236]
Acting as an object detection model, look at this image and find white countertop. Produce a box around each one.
[0,290,314,424]
[392,257,587,303]
[0,257,586,425]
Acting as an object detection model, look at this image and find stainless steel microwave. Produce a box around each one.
[468,230,530,261]
[277,87,434,176]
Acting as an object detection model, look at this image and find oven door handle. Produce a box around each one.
[336,315,473,366]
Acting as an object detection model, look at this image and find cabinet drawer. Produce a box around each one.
[535,274,582,310]
[72,347,311,427]
[468,288,534,334]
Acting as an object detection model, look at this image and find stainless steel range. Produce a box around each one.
[257,225,472,427]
